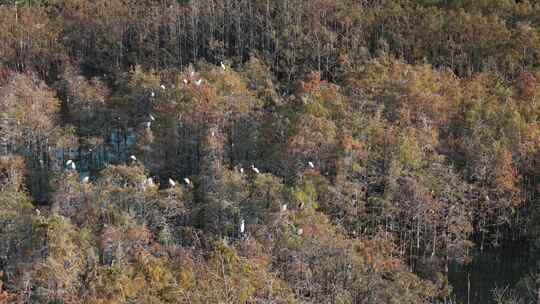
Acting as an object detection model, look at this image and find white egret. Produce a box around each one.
[66,159,73,166]
[168,178,176,187]
[183,79,188,84]
[183,177,191,185]
[151,91,155,97]
[281,204,287,212]
[195,79,202,86]
[149,114,155,121]
[35,209,40,217]
[160,84,166,90]
[220,61,226,70]
[145,121,151,129]
[70,162,76,170]
[147,177,155,187]
[82,176,90,183]
[130,155,137,161]
[240,219,245,234]
[297,228,303,236]
[251,165,260,174]
[308,161,315,169]
[239,167,244,174]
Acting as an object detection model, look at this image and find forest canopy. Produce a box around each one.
[0,0,539,303]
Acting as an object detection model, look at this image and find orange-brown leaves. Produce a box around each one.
[0,73,59,147]
[494,148,523,207]
[517,72,538,101]
[0,155,26,189]
[0,6,61,75]
[357,236,402,273]
[297,72,322,96]
[388,62,459,129]
[0,272,14,304]
[57,65,109,136]
[0,67,12,85]
[178,82,220,126]
[340,134,367,165]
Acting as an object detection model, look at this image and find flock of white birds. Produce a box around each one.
[63,61,311,238]
[66,155,309,237]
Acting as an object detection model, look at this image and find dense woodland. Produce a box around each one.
[0,0,539,303]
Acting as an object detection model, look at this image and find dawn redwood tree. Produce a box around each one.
[0,155,33,297]
[0,71,70,202]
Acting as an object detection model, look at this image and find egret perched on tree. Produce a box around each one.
[82,176,90,183]
[183,177,191,185]
[168,178,176,187]
[147,177,155,187]
[239,167,244,174]
[240,219,245,234]
[151,91,155,98]
[149,114,155,121]
[67,160,76,170]
[183,79,188,85]
[195,79,202,86]
[130,155,137,161]
[221,61,226,70]
[145,121,151,129]
[308,161,315,169]
[251,165,260,174]
[281,204,287,212]
[160,84,166,90]
[35,209,40,217]
[297,228,303,236]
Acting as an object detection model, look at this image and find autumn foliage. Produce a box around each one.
[0,0,539,303]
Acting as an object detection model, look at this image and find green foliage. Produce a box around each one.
[398,133,423,170]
